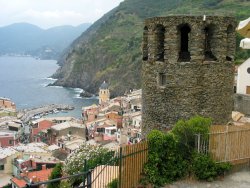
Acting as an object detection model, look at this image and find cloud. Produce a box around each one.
[0,0,124,28]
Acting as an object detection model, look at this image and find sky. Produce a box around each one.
[0,0,124,29]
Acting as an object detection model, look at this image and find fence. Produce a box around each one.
[26,141,148,188]
[197,125,250,163]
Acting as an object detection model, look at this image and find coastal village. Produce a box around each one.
[0,9,250,188]
[0,82,143,187]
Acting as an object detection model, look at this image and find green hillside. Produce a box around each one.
[53,0,250,96]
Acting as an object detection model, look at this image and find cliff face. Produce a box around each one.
[53,0,250,96]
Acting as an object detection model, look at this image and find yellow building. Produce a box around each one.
[99,81,110,105]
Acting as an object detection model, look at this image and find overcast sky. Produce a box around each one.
[0,0,124,29]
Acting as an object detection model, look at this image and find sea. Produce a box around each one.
[0,56,98,118]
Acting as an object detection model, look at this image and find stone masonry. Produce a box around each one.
[142,15,237,135]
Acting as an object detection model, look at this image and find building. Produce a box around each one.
[142,16,236,135]
[237,58,250,94]
[0,97,16,110]
[11,165,53,188]
[99,81,110,105]
[0,147,18,174]
[30,119,54,142]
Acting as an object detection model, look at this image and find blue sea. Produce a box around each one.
[0,56,98,118]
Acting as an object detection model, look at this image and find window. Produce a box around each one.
[68,131,72,135]
[155,24,165,61]
[9,140,13,145]
[158,73,166,87]
[143,26,149,61]
[178,24,191,62]
[204,25,217,61]
[247,68,250,74]
[226,24,234,61]
[0,165,4,170]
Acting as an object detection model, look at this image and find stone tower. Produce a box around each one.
[142,15,236,135]
[99,81,110,105]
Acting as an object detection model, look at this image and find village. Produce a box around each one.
[0,14,250,188]
[0,82,143,187]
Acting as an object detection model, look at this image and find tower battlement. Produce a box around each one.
[142,15,237,135]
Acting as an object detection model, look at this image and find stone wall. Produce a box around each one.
[142,16,237,136]
[234,94,250,116]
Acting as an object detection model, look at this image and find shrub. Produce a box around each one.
[192,152,231,181]
[48,163,63,188]
[107,178,118,188]
[172,116,211,156]
[144,130,188,186]
[63,144,115,185]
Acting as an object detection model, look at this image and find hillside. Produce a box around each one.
[0,23,91,59]
[53,0,250,96]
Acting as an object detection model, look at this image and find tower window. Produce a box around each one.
[155,24,165,61]
[226,24,234,61]
[158,73,166,86]
[143,26,149,61]
[204,25,217,61]
[178,24,191,62]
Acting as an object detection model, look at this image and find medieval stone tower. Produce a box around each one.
[142,15,237,135]
[99,81,110,105]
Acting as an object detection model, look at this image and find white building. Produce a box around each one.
[237,58,250,94]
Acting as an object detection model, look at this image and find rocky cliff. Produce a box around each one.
[53,0,250,96]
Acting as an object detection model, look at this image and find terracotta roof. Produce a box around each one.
[27,168,53,182]
[11,177,27,188]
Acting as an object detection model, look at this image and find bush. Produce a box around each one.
[144,130,188,186]
[48,163,63,188]
[192,153,231,181]
[63,144,115,185]
[172,116,211,155]
[107,178,118,188]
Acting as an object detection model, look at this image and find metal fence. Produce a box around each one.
[196,125,250,163]
[26,141,148,188]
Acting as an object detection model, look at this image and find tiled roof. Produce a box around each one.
[27,168,53,182]
[11,177,27,188]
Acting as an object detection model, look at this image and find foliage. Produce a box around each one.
[56,0,250,96]
[48,163,63,188]
[192,152,232,181]
[59,180,72,188]
[107,178,118,188]
[2,184,11,188]
[144,116,231,186]
[144,130,188,186]
[63,144,115,185]
[172,116,211,154]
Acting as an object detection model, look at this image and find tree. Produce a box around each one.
[63,144,115,185]
[48,163,63,188]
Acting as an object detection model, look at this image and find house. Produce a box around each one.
[0,97,16,110]
[0,147,18,174]
[82,104,99,122]
[0,130,19,147]
[30,119,54,142]
[105,111,123,128]
[51,121,86,145]
[11,164,53,188]
[237,58,250,94]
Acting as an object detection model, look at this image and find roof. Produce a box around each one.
[31,155,60,163]
[13,143,48,153]
[51,121,84,131]
[100,81,109,89]
[27,168,53,182]
[83,104,99,111]
[0,147,17,160]
[47,144,60,151]
[11,177,26,188]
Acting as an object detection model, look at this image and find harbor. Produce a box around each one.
[17,104,74,123]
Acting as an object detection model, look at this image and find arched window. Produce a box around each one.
[143,26,149,61]
[155,24,165,61]
[226,24,234,61]
[178,24,191,62]
[204,25,217,61]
